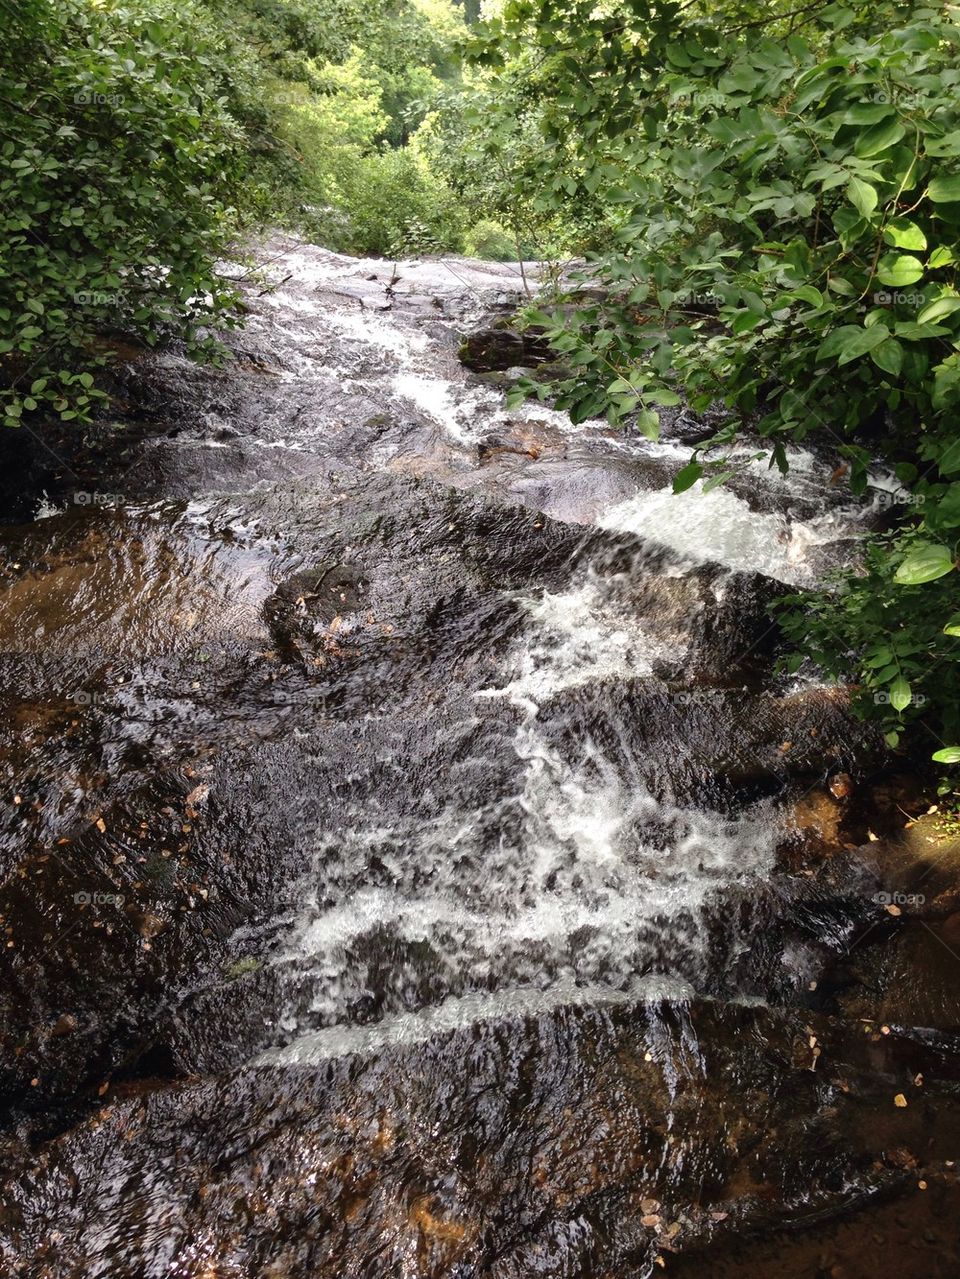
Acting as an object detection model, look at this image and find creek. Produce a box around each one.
[1,237,959,1278]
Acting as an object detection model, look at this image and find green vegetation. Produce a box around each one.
[2,0,246,429]
[4,0,960,790]
[462,0,960,789]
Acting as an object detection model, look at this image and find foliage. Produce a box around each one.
[1,0,248,429]
[279,48,467,255]
[463,218,518,260]
[778,530,960,757]
[431,49,621,260]
[465,0,960,777]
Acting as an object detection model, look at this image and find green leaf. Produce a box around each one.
[865,647,893,668]
[645,389,681,407]
[917,297,960,324]
[932,747,960,764]
[673,462,703,494]
[894,321,952,340]
[636,409,660,440]
[870,338,903,376]
[789,285,824,308]
[943,614,960,636]
[926,132,960,158]
[894,543,955,584]
[882,219,927,251]
[697,468,729,494]
[846,176,878,219]
[876,254,924,287]
[855,117,905,157]
[843,104,895,125]
[889,676,912,712]
[817,324,866,360]
[928,174,960,203]
[838,324,899,365]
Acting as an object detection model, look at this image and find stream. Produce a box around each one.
[2,237,960,1277]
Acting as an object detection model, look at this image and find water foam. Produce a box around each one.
[254,975,693,1065]
[266,563,775,1053]
[477,571,682,705]
[598,480,855,585]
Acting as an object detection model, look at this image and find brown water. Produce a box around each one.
[1,238,958,1278]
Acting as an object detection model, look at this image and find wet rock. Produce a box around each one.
[942,912,960,946]
[3,999,959,1278]
[264,561,370,664]
[783,787,846,857]
[830,772,854,799]
[458,323,551,372]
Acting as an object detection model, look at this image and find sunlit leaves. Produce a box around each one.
[461,0,960,780]
[875,254,924,287]
[928,174,960,203]
[894,543,955,584]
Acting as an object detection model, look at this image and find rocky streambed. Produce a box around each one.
[1,238,960,1277]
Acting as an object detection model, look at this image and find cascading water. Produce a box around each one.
[2,236,956,1279]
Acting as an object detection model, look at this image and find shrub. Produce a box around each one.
[1,0,248,428]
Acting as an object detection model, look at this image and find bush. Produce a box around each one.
[0,0,248,428]
[463,219,518,260]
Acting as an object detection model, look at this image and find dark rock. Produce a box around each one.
[458,323,551,372]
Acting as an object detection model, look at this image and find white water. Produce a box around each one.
[266,555,777,1051]
[476,571,683,706]
[256,975,693,1065]
[598,479,855,586]
[229,239,882,1058]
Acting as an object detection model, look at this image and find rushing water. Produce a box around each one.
[2,238,960,1278]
